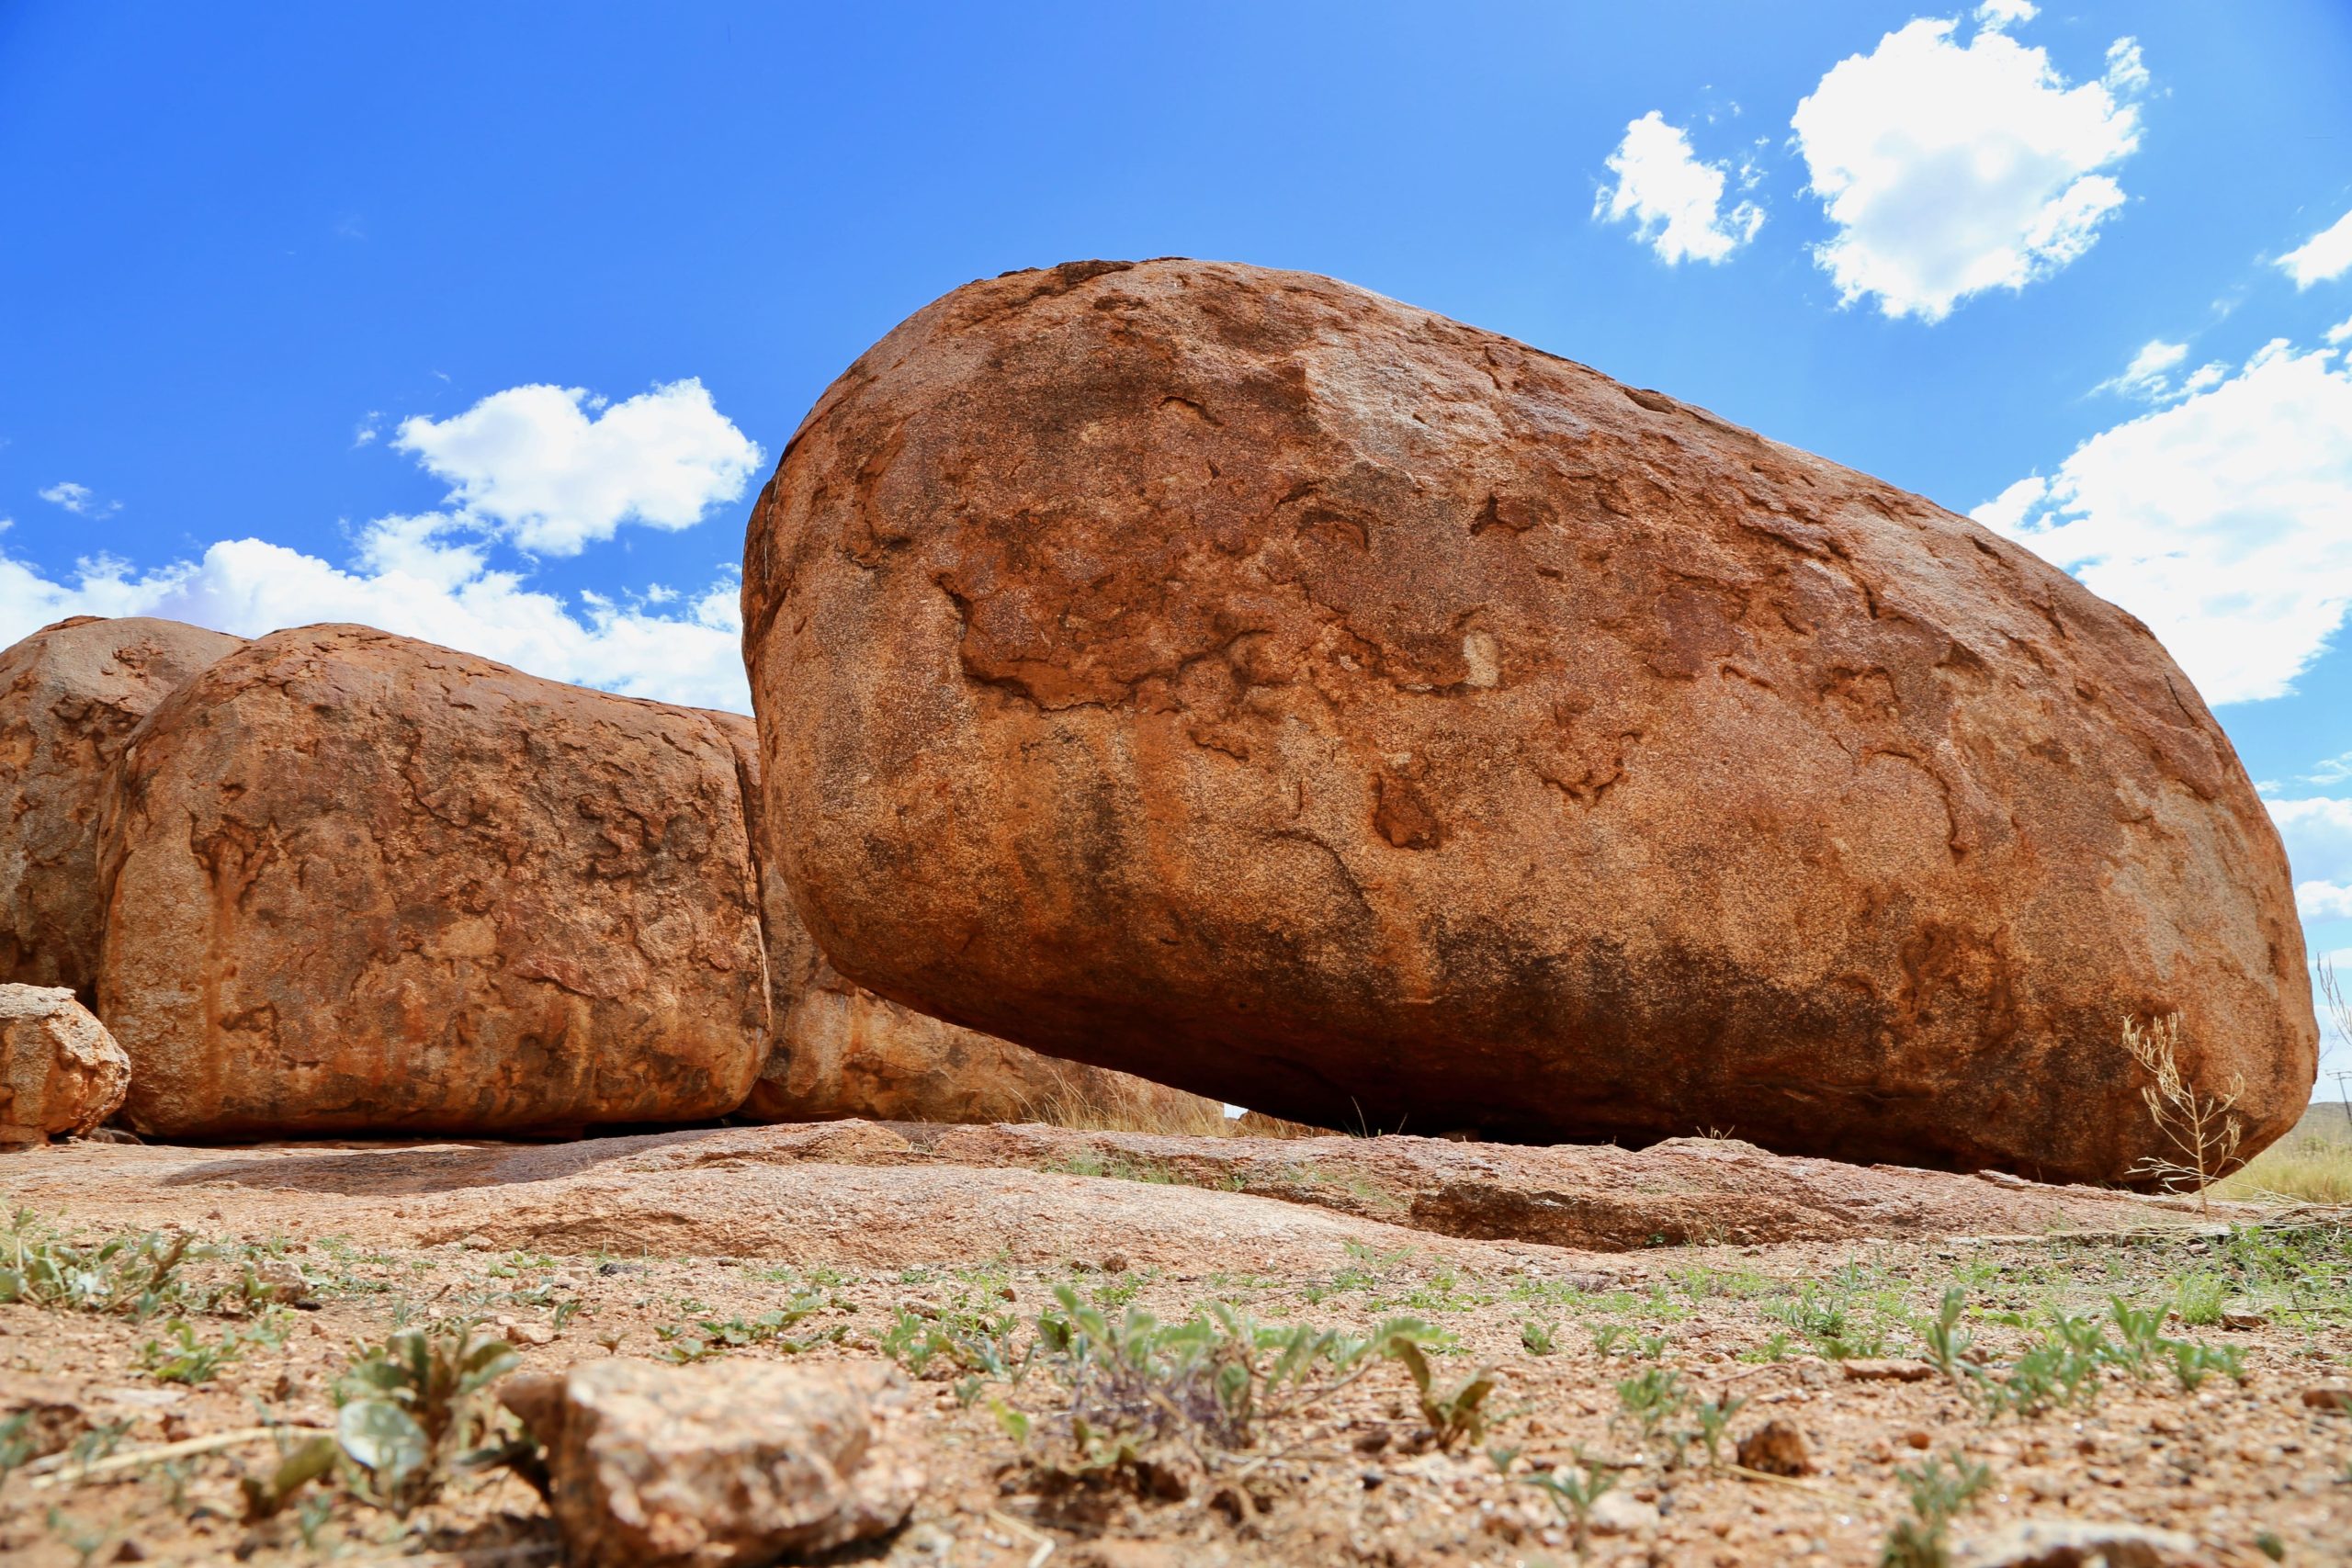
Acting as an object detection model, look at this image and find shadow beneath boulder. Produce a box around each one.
[153,1123,752,1196]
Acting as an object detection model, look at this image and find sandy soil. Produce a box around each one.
[1,1126,2346,1566]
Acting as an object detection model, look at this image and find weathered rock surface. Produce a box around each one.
[96,625,766,1137]
[501,1359,922,1568]
[0,1121,2224,1261]
[741,257,2315,1182]
[0,984,130,1145]
[0,615,243,1001]
[719,715,1220,1126]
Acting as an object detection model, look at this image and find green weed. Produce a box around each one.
[1525,1450,1616,1557]
[1880,1450,1992,1568]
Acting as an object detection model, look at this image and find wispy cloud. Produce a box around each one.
[2278,208,2352,288]
[37,481,119,518]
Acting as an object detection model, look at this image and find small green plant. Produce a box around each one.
[334,1322,523,1514]
[2105,1297,2166,1382]
[2165,1338,2246,1392]
[42,1508,109,1568]
[1588,1322,1630,1359]
[1525,1450,1617,1557]
[1613,1366,1690,1444]
[1690,1393,1747,1469]
[1385,1330,1497,1450]
[1921,1287,1974,1378]
[1,1218,193,1317]
[1020,1287,1460,1472]
[239,1433,340,1522]
[0,1412,37,1483]
[658,1292,837,1363]
[1880,1450,1992,1568]
[137,1317,245,1384]
[1763,1280,1893,1360]
[1521,1318,1558,1356]
[2177,1271,2228,1327]
[1633,1331,1670,1361]
[1740,1329,1797,1363]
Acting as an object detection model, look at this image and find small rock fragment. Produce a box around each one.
[501,1358,924,1568]
[0,985,130,1145]
[0,1373,88,1459]
[1587,1491,1661,1536]
[1736,1418,1813,1477]
[1840,1358,1937,1382]
[245,1257,316,1308]
[1954,1518,2209,1567]
[2301,1384,2352,1414]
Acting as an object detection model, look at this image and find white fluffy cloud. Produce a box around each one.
[2278,208,2352,289]
[1973,339,2352,706]
[2267,795,2352,924]
[0,378,767,711]
[1791,16,2143,321]
[395,378,762,556]
[1594,111,1764,265]
[0,526,751,712]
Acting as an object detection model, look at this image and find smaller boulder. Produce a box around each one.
[501,1359,923,1568]
[0,984,130,1146]
[0,616,243,1002]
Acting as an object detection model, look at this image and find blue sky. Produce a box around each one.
[4,3,2349,1084]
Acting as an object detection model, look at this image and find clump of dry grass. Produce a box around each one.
[1018,1071,1327,1139]
[2214,1136,2352,1205]
[2217,956,2352,1206]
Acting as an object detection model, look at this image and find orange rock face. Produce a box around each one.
[718,716,1219,1125]
[0,984,130,1144]
[741,258,2316,1183]
[96,626,765,1137]
[0,616,243,1002]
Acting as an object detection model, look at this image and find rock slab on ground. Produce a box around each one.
[501,1358,923,1567]
[0,984,129,1145]
[719,715,1216,1126]
[0,615,243,1002]
[741,257,2313,1183]
[0,1121,2228,1264]
[96,624,766,1137]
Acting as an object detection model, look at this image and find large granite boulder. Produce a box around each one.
[0,616,243,1002]
[718,716,1222,1126]
[0,984,130,1145]
[96,626,766,1137]
[740,258,2315,1183]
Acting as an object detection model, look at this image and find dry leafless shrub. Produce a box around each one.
[2120,1012,2244,1211]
